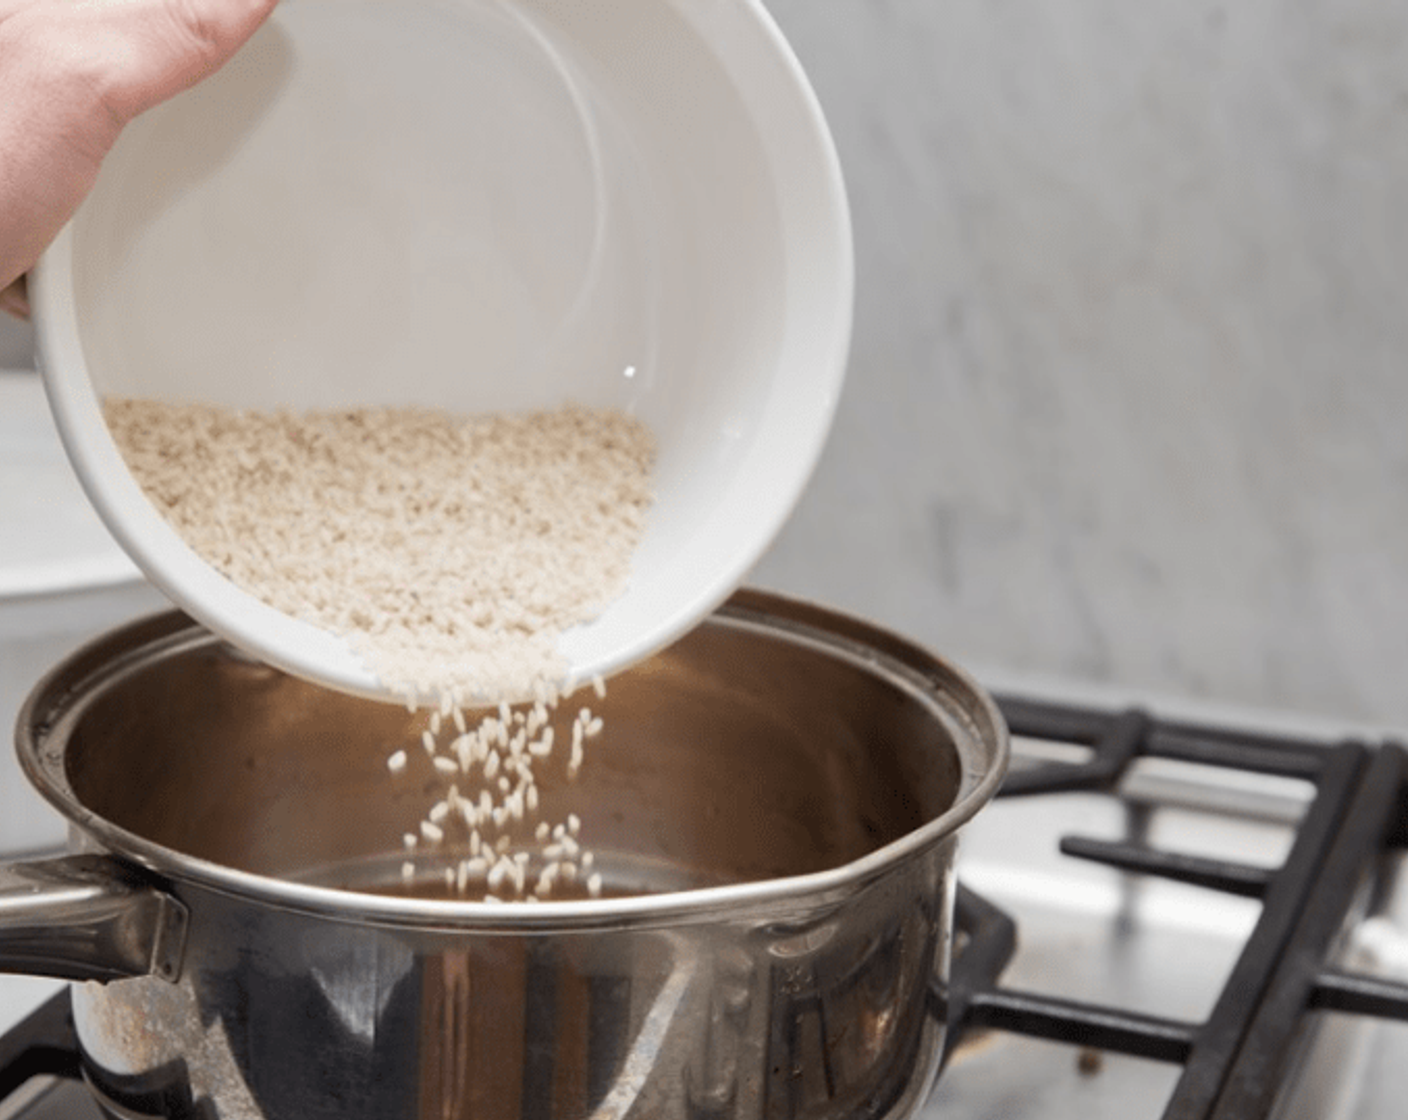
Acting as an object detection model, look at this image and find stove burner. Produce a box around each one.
[3,696,1406,1119]
[940,697,1408,1120]
[0,996,78,1107]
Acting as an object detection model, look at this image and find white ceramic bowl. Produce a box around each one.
[32,0,852,704]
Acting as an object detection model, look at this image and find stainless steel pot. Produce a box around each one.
[1,590,1007,1120]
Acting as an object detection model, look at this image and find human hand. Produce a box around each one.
[0,0,278,318]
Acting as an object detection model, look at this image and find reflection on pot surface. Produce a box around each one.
[5,590,1007,1119]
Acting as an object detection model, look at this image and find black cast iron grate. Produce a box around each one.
[937,695,1408,1120]
[3,696,1408,1119]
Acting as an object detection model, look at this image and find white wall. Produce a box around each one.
[753,0,1408,726]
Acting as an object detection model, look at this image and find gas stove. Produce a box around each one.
[2,687,1406,1119]
[931,691,1408,1119]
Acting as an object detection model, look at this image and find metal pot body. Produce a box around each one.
[70,842,955,1120]
[0,581,162,852]
[4,591,1007,1120]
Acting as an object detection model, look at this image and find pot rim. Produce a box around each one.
[16,589,1009,931]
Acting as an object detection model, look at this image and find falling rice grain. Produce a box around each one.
[103,400,649,903]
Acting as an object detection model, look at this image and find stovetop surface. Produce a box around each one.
[4,682,1407,1119]
[925,753,1408,1118]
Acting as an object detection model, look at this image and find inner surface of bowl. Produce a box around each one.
[48,603,970,904]
[33,0,853,701]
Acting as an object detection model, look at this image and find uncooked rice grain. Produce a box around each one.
[103,397,645,902]
[103,399,655,703]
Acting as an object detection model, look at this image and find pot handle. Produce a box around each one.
[0,854,187,984]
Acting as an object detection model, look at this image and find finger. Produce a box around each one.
[2,0,278,127]
[113,0,280,121]
[0,275,30,321]
[64,0,279,125]
[0,0,33,25]
[0,37,108,292]
[0,0,277,287]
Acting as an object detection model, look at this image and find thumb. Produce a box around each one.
[96,0,281,124]
[0,0,278,291]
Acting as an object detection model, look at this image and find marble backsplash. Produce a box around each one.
[752,0,1408,727]
[3,0,1404,726]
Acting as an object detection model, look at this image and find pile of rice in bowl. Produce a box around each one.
[105,397,657,902]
